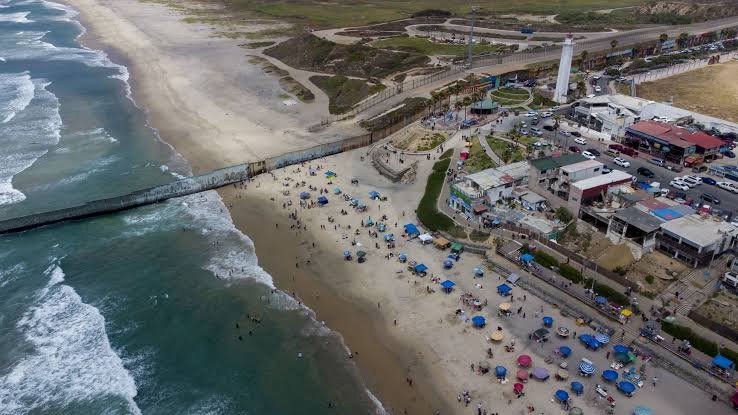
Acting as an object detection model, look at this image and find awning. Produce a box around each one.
[404,223,420,235]
[433,237,450,248]
[450,242,464,252]
[418,233,433,242]
[473,204,488,214]
[440,280,456,289]
[620,309,633,317]
[497,283,512,295]
[414,263,428,273]
[713,354,734,370]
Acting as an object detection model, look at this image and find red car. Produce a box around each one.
[608,144,624,152]
[569,146,581,153]
[620,147,638,157]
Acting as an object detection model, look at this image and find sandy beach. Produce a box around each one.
[60,1,734,414]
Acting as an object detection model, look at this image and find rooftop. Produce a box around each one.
[530,154,586,172]
[627,121,697,150]
[571,170,633,191]
[560,159,604,174]
[615,206,664,233]
[464,161,529,190]
[660,215,738,247]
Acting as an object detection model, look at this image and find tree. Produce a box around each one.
[462,96,472,120]
[677,32,689,48]
[579,50,589,70]
[659,33,668,44]
[610,39,618,50]
[454,101,463,120]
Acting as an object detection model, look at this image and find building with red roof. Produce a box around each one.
[625,121,725,164]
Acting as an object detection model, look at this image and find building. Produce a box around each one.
[554,35,575,103]
[607,206,664,259]
[449,161,529,217]
[658,215,738,267]
[624,121,697,165]
[567,170,633,214]
[528,154,587,198]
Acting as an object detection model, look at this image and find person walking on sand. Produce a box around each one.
[652,376,658,387]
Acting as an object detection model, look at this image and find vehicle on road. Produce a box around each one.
[670,180,690,191]
[602,165,612,174]
[586,94,596,98]
[574,137,587,145]
[608,144,623,152]
[586,148,601,157]
[526,110,537,117]
[617,76,627,82]
[684,175,702,184]
[701,177,717,185]
[637,167,655,178]
[613,157,630,168]
[620,147,638,157]
[718,181,738,193]
[680,177,700,188]
[648,157,665,167]
[581,151,596,160]
[560,130,570,136]
[594,85,602,93]
[700,193,721,205]
[550,106,560,111]
[568,146,581,153]
[592,75,601,80]
[570,131,582,137]
[541,111,553,118]
[725,150,736,158]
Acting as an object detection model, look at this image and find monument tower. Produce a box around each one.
[554,34,575,103]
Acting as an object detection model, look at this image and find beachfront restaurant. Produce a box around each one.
[624,121,697,165]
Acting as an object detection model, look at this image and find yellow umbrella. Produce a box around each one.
[490,331,504,341]
[499,303,512,311]
[621,309,633,317]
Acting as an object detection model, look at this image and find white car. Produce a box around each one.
[617,76,627,82]
[613,157,630,168]
[574,137,587,145]
[526,110,537,117]
[684,175,702,184]
[541,111,553,118]
[594,86,602,93]
[718,181,738,193]
[680,177,699,188]
[592,75,602,80]
[581,151,596,160]
[670,181,690,191]
[560,131,571,137]
[550,106,560,111]
[586,94,596,98]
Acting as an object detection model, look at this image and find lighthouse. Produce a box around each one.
[554,34,575,104]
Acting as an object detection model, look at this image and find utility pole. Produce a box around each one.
[467,6,478,68]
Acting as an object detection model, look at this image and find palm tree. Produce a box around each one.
[579,50,589,70]
[678,32,689,48]
[462,96,472,120]
[659,33,668,44]
[454,101,463,120]
[610,39,618,50]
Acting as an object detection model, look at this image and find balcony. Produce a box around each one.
[657,234,713,259]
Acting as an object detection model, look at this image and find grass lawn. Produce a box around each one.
[465,136,496,173]
[495,87,530,98]
[417,158,467,238]
[487,137,526,163]
[529,92,558,110]
[372,36,503,57]
[489,88,530,107]
[416,133,447,152]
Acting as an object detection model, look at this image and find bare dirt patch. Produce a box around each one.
[628,251,689,294]
[392,126,448,152]
[636,61,738,124]
[695,291,738,332]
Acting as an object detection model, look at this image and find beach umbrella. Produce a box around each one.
[516,369,529,380]
[351,198,359,206]
[324,170,336,177]
[471,316,486,327]
[443,259,454,269]
[520,253,534,263]
[490,331,504,341]
[368,190,380,199]
[559,346,572,358]
[356,251,367,258]
[473,267,484,276]
[602,369,618,382]
[613,344,629,354]
[440,280,456,289]
[570,381,584,395]
[333,187,342,194]
[398,253,407,262]
[556,369,569,380]
[587,338,602,350]
[343,250,351,258]
[495,366,507,378]
[633,406,653,415]
[555,390,569,402]
[617,381,636,395]
[578,334,593,344]
[595,296,607,305]
[579,360,596,375]
[384,233,395,241]
[513,383,524,394]
[542,316,554,327]
[299,191,310,199]
[317,196,328,205]
[595,333,610,344]
[532,367,549,380]
[569,408,583,415]
[517,355,532,367]
[414,263,428,273]
[498,302,511,311]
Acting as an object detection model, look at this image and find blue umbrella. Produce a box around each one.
[474,267,484,276]
[559,346,572,358]
[579,360,596,375]
[633,406,653,415]
[602,369,618,382]
[368,190,380,199]
[300,191,310,199]
[613,344,629,354]
[324,170,336,177]
[617,381,636,395]
[555,390,569,402]
[398,253,407,262]
[384,233,395,241]
[343,250,351,257]
[595,296,607,305]
[351,198,359,206]
[542,316,553,327]
[495,366,507,378]
[578,334,593,344]
[333,187,342,194]
[317,196,328,205]
[471,316,486,327]
[520,253,534,263]
[587,338,602,350]
[570,381,584,395]
[443,259,454,268]
[595,333,610,344]
[440,280,456,289]
[415,263,428,273]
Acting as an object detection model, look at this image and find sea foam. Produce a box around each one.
[0,11,33,24]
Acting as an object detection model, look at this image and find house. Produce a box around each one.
[528,154,587,201]
[449,161,529,217]
[516,190,548,211]
[606,206,664,259]
[657,215,738,267]
[573,95,648,138]
[567,170,633,214]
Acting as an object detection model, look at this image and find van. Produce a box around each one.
[648,157,665,167]
[605,149,620,158]
[692,165,708,173]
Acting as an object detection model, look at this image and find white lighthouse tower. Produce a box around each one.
[554,34,575,104]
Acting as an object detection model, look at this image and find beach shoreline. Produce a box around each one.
[62,0,448,413]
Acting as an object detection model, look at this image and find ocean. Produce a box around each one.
[0,1,379,413]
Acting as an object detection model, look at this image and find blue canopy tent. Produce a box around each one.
[570,381,584,395]
[317,196,328,205]
[595,296,607,305]
[357,202,366,210]
[440,280,456,292]
[520,253,534,263]
[497,283,512,296]
[613,344,629,354]
[558,346,572,358]
[495,366,507,378]
[324,170,336,177]
[333,187,342,194]
[633,406,653,415]
[368,190,380,199]
[542,316,553,327]
[713,355,735,370]
[443,259,454,269]
[377,223,386,232]
[398,253,407,262]
[414,263,428,274]
[554,390,569,402]
[602,369,618,382]
[471,316,486,327]
[404,223,420,236]
[384,234,395,242]
[617,381,636,396]
[473,267,484,277]
[299,191,310,199]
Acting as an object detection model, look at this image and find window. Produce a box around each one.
[594,168,600,172]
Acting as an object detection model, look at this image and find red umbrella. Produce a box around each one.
[514,383,524,393]
[516,369,529,381]
[517,354,532,367]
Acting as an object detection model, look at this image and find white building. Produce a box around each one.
[449,161,529,215]
[657,215,738,267]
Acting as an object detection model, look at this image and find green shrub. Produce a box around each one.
[439,149,453,160]
[645,275,654,285]
[554,207,573,223]
[661,321,720,356]
[533,251,559,269]
[560,263,583,284]
[613,266,627,276]
[585,279,629,306]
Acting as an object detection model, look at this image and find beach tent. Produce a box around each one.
[418,233,433,244]
[356,251,367,258]
[497,283,512,296]
[555,390,569,402]
[633,406,653,415]
[404,224,420,236]
[570,381,584,395]
[517,355,532,367]
[595,296,607,305]
[351,198,359,206]
[490,331,504,341]
[506,273,520,285]
[471,316,486,327]
[516,369,529,380]
[450,242,464,253]
[532,367,549,380]
[495,366,507,378]
[377,223,386,232]
[713,355,734,370]
[520,253,534,263]
[513,383,524,394]
[443,259,454,269]
[440,280,456,291]
[317,196,328,205]
[343,250,351,259]
[556,369,569,380]
[533,328,550,342]
[324,170,336,177]
[433,237,451,249]
[558,346,572,358]
[542,316,554,327]
[617,381,636,396]
[602,369,618,382]
[299,191,310,199]
[368,190,380,199]
[473,267,484,277]
[414,263,428,273]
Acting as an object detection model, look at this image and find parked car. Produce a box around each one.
[520,129,529,136]
[692,165,708,173]
[637,167,655,178]
[570,131,582,137]
[608,144,624,152]
[526,110,538,117]
[586,148,601,157]
[701,177,717,185]
[581,151,596,160]
[531,127,543,136]
[648,157,665,167]
[684,175,702,184]
[568,146,581,153]
[617,76,627,82]
[560,130,570,136]
[725,150,736,158]
[594,85,602,93]
[574,137,587,145]
[541,111,553,118]
[718,181,738,193]
[602,166,612,174]
[700,193,721,205]
[613,157,630,168]
[543,125,554,131]
[620,147,638,157]
[680,177,700,188]
[670,180,690,191]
